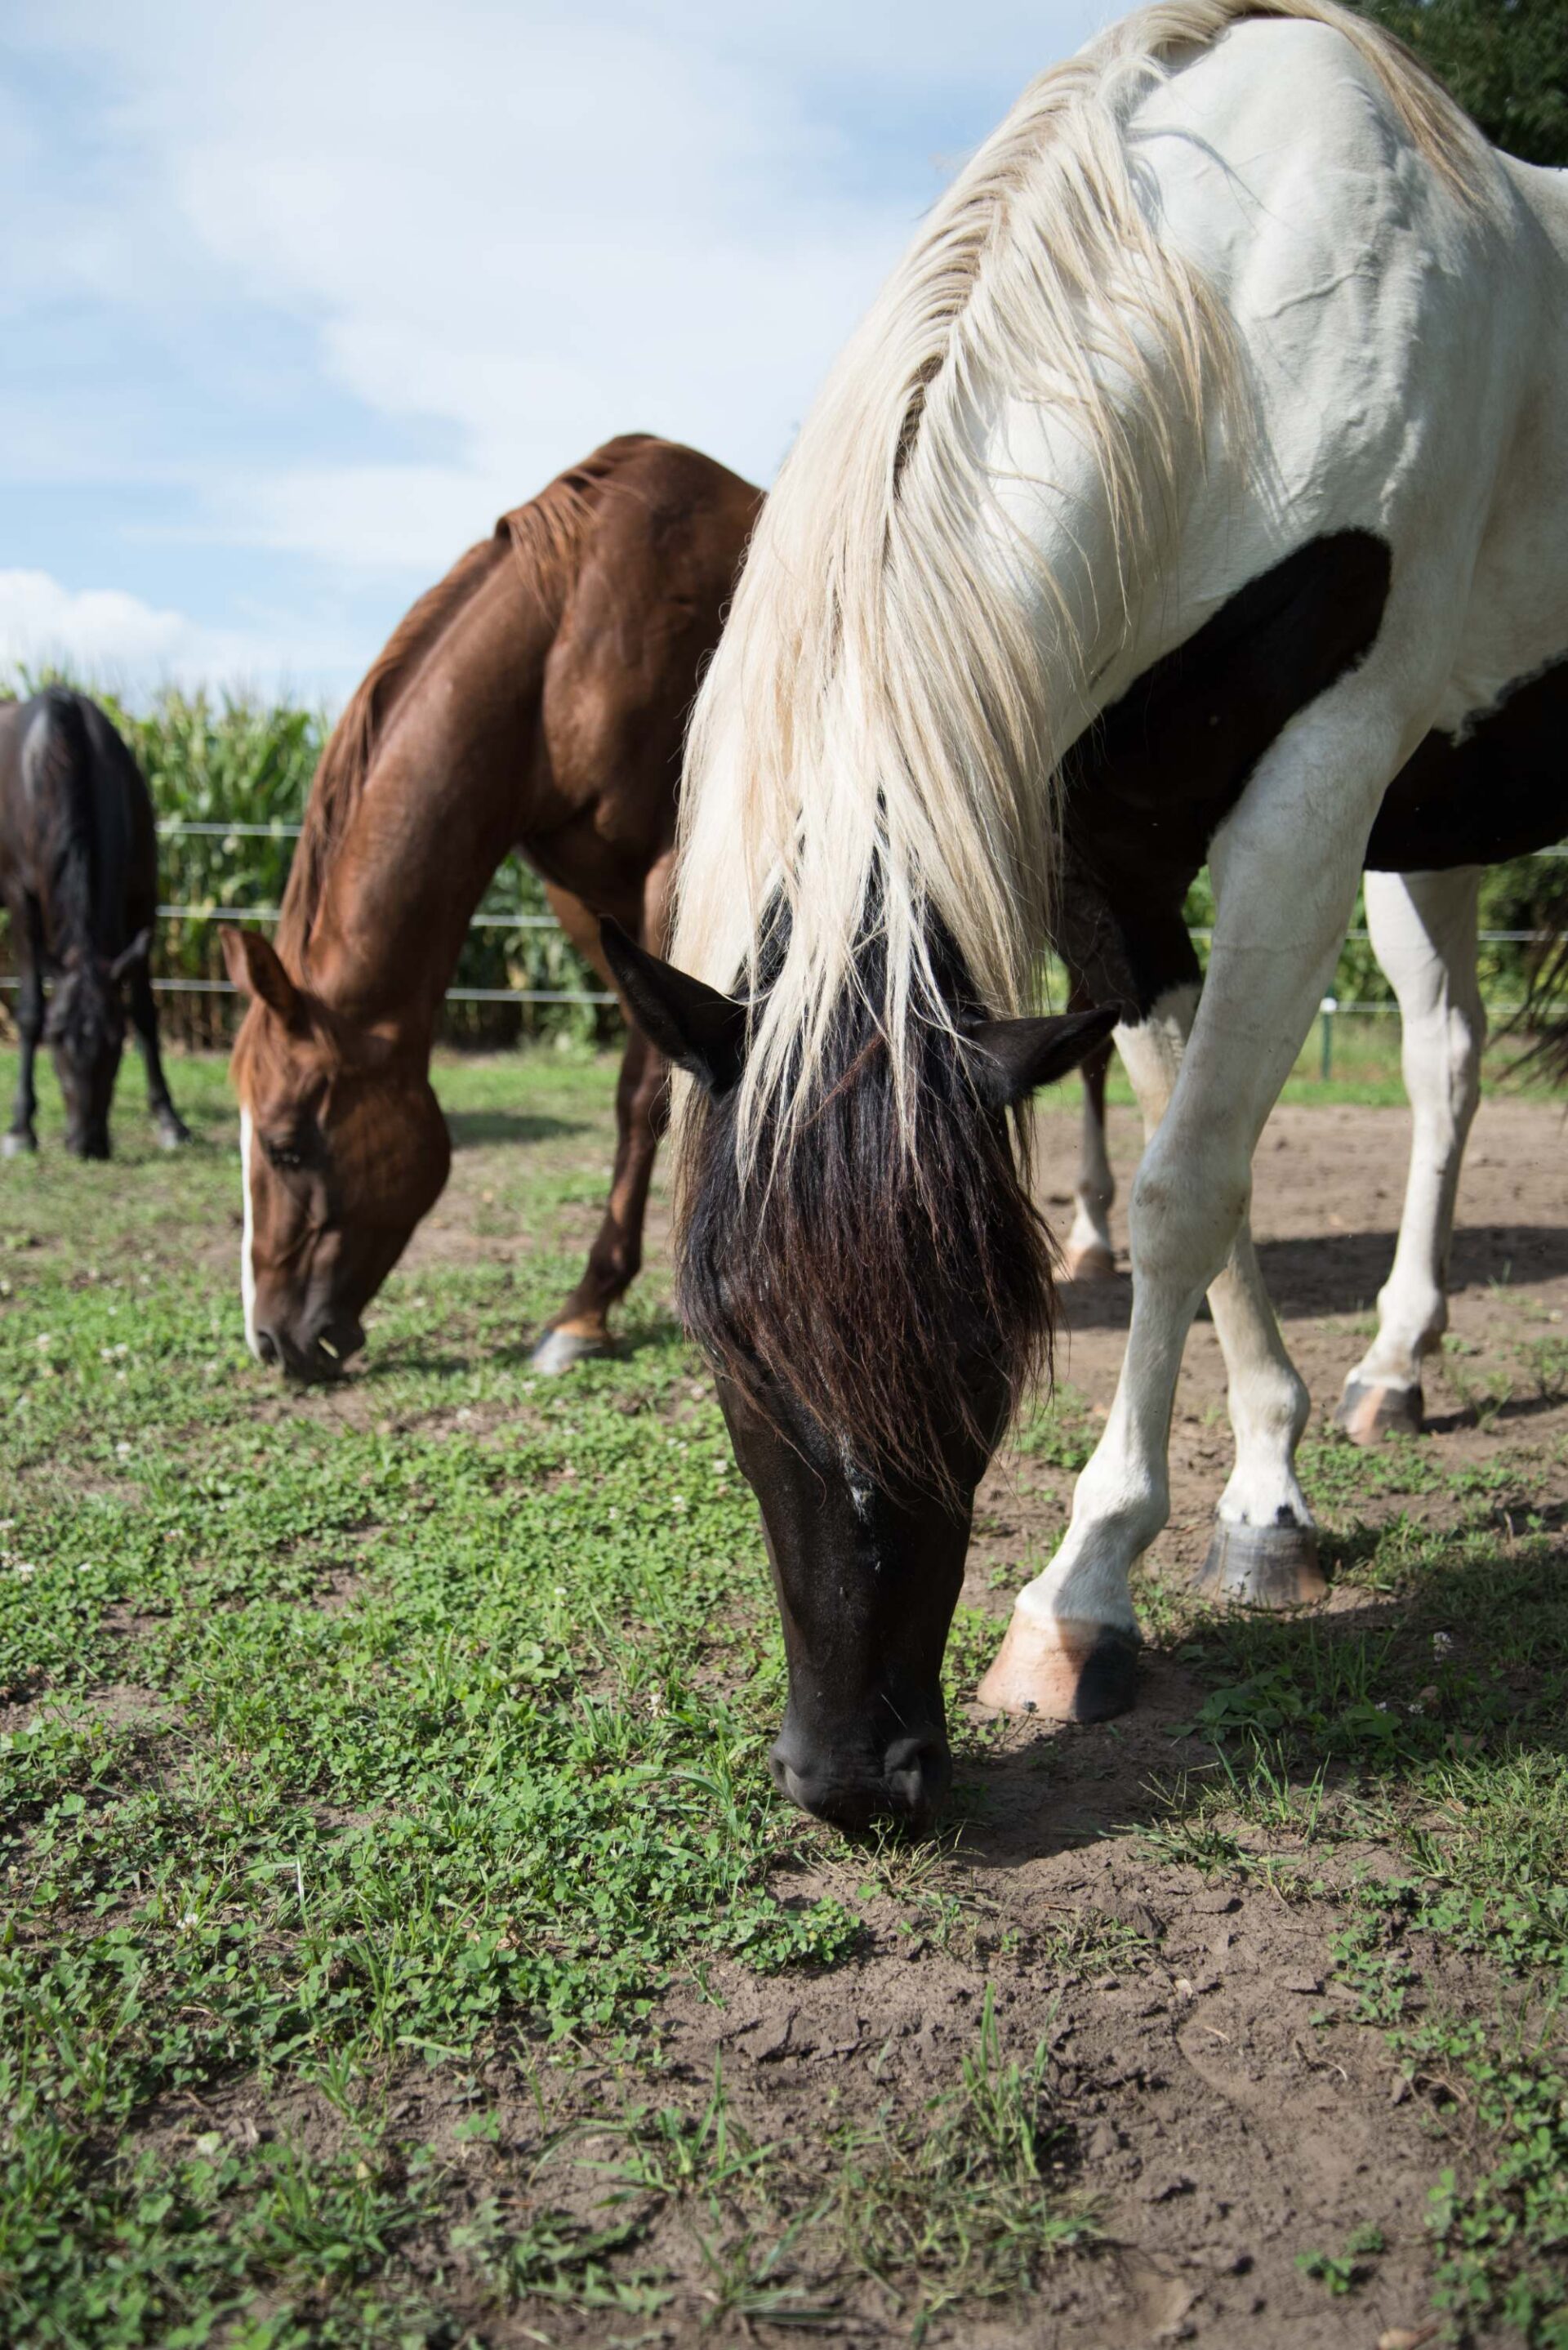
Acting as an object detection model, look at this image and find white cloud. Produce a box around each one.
[8,0,1102,576]
[0,569,344,697]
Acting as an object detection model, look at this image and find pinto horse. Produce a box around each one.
[608,0,1568,1828]
[0,688,189,1160]
[223,435,759,1384]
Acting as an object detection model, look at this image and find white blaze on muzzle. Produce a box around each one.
[238,1108,261,1358]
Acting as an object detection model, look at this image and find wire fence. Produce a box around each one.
[1,819,1563,1069]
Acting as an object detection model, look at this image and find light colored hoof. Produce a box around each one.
[1196,1519,1326,1609]
[976,1611,1139,1723]
[529,1325,615,1375]
[2,1130,37,1159]
[1064,1242,1116,1282]
[1335,1377,1423,1445]
[157,1119,192,1152]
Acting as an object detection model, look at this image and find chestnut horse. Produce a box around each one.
[1,688,189,1159]
[222,435,759,1383]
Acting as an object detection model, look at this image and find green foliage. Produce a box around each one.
[1353,0,1568,167]
[2,669,610,1045]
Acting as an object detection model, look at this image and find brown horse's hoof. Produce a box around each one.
[976,1611,1139,1722]
[1064,1242,1116,1281]
[529,1325,615,1375]
[1196,1520,1326,1609]
[2,1129,37,1159]
[1335,1377,1423,1445]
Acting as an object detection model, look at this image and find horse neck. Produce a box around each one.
[32,693,107,963]
[301,569,558,1055]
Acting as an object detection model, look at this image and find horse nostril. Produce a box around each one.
[255,1328,279,1366]
[883,1734,951,1827]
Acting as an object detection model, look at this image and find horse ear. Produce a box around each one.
[220,926,301,1028]
[108,928,153,984]
[967,1004,1120,1109]
[599,918,747,1096]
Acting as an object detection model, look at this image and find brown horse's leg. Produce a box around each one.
[530,873,672,1373]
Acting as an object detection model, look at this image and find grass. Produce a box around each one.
[0,1047,1094,2344]
[2,1043,1567,2342]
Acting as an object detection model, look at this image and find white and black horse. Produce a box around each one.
[0,688,189,1159]
[608,0,1568,1826]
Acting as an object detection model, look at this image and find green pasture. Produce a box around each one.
[1,1046,1566,2344]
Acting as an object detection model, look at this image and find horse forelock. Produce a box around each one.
[677,912,1058,1498]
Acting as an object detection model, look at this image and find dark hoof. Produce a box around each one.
[1196,1519,1327,1609]
[2,1130,37,1159]
[977,1612,1140,1722]
[1335,1377,1423,1446]
[529,1325,615,1375]
[157,1118,193,1152]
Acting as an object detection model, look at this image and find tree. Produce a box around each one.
[1352,0,1568,166]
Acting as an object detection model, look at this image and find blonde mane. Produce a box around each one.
[673,0,1482,1169]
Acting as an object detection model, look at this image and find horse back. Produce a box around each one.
[0,690,156,956]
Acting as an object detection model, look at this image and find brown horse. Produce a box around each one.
[223,435,760,1383]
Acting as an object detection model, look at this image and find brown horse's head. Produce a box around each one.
[223,928,450,1383]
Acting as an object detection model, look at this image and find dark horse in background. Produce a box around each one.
[223,435,760,1384]
[0,689,189,1160]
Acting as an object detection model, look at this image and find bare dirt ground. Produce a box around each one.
[392,1089,1566,2349]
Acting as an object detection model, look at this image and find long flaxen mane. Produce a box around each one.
[276,435,662,978]
[671,0,1481,1484]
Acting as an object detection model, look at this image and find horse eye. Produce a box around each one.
[267,1141,305,1171]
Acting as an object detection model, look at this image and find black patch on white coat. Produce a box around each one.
[1054,533,1393,1017]
[1366,653,1568,870]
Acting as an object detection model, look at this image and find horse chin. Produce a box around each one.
[270,1317,366,1386]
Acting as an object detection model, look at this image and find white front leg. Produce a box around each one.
[980,693,1403,1720]
[1339,868,1484,1442]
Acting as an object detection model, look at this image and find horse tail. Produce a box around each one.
[23,687,100,960]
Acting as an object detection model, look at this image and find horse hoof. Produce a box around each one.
[1335,1377,1423,1445]
[1196,1520,1326,1609]
[1065,1242,1116,1281]
[976,1611,1139,1722]
[529,1326,614,1375]
[157,1120,193,1152]
[2,1130,37,1159]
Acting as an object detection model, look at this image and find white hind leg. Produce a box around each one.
[1064,1032,1117,1278]
[1097,985,1322,1616]
[979,701,1397,1720]
[1337,868,1484,1442]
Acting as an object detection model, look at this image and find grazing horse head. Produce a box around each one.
[223,927,450,1383]
[604,916,1115,1834]
[45,932,149,1158]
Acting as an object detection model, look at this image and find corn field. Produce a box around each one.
[5,679,611,1047]
[2,673,1563,1050]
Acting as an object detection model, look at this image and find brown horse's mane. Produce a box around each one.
[278,434,662,970]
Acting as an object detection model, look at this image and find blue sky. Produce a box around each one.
[2,0,1106,705]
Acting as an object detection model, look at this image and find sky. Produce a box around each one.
[0,0,1109,707]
